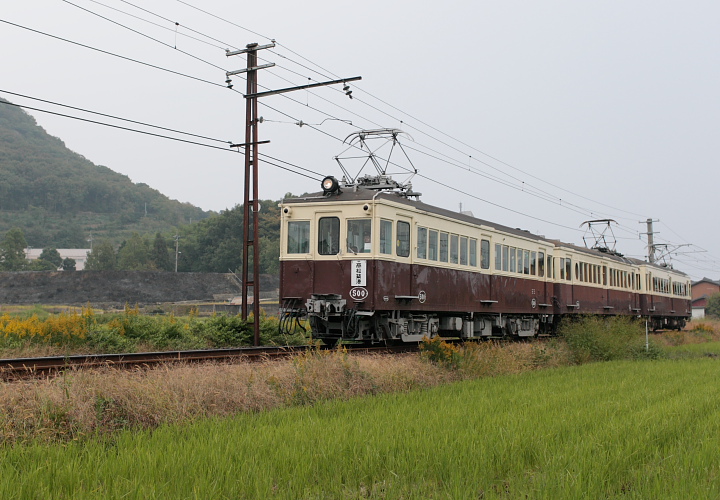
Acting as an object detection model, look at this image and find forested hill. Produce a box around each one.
[0,98,213,247]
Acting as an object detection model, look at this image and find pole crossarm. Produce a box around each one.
[226,63,275,76]
[225,42,276,57]
[245,76,362,99]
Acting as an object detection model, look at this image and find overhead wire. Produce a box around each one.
[55,1,649,230]
[7,7,710,263]
[0,18,227,89]
[61,0,229,72]
[0,99,323,181]
[0,89,233,145]
[122,0,667,231]
[83,0,228,50]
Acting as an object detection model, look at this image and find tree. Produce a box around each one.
[706,293,720,319]
[61,257,77,271]
[150,233,173,271]
[85,240,116,270]
[117,233,150,270]
[0,227,28,271]
[39,247,62,268]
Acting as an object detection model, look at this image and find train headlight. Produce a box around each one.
[321,176,340,195]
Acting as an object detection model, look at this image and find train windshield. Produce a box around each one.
[347,219,371,254]
[287,221,310,254]
[318,217,340,255]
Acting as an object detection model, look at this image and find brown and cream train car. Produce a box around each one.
[279,176,691,344]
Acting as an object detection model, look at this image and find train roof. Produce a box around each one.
[283,185,689,278]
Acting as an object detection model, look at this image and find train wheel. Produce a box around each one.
[322,338,339,348]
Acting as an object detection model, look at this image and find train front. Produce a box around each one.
[278,177,379,345]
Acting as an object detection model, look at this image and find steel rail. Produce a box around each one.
[0,344,417,380]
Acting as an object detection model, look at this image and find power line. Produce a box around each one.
[62,0,229,72]
[0,88,233,144]
[57,1,646,229]
[0,18,227,89]
[0,99,322,181]
[83,0,228,50]
[3,11,676,250]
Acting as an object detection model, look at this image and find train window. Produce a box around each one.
[523,250,530,275]
[481,239,490,269]
[575,263,579,281]
[428,230,438,260]
[565,259,572,281]
[502,245,509,271]
[318,217,340,255]
[347,219,371,254]
[380,219,393,255]
[460,236,468,265]
[287,221,310,254]
[637,274,641,291]
[509,246,516,273]
[470,239,478,267]
[440,233,449,262]
[397,221,410,257]
[531,252,537,276]
[547,255,552,278]
[559,258,565,280]
[495,244,502,270]
[417,227,428,259]
[450,235,459,264]
[517,248,523,274]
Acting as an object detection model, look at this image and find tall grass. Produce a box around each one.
[560,315,664,362]
[1,358,719,499]
[0,305,308,356]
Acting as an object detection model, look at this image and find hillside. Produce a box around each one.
[0,98,214,247]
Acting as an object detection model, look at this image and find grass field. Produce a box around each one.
[1,357,719,499]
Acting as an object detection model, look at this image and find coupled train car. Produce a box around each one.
[278,175,691,345]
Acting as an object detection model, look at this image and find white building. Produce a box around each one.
[25,248,91,270]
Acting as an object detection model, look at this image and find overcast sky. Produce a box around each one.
[1,0,718,279]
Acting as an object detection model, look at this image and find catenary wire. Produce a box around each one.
[0,100,322,181]
[0,89,233,144]
[0,18,227,89]
[83,0,228,50]
[6,12,700,256]
[63,1,649,229]
[62,0,229,72]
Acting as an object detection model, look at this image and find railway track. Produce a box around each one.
[0,344,418,380]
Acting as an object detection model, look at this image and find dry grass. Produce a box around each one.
[0,341,565,445]
[0,349,458,445]
[654,319,720,347]
[0,327,680,446]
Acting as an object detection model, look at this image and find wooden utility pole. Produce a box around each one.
[227,42,361,346]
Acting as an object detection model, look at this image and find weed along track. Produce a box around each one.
[0,344,417,380]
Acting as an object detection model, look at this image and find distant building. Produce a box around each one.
[25,249,91,271]
[691,278,720,319]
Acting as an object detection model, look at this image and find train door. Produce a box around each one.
[395,215,413,298]
[314,212,343,292]
[537,248,550,308]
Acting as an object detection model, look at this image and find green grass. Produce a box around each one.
[664,340,720,358]
[2,358,719,499]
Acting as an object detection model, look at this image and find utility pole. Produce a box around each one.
[643,218,658,263]
[174,235,180,272]
[226,42,361,346]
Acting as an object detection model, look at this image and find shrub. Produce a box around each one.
[419,336,461,370]
[560,315,663,363]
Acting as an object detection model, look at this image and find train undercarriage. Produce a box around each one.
[281,294,687,344]
[297,293,556,344]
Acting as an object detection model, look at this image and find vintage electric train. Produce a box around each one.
[278,174,691,344]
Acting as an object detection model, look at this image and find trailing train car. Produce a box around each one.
[278,175,691,344]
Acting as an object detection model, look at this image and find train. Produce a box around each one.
[278,173,691,345]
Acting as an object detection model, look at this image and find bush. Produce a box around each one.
[560,315,663,363]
